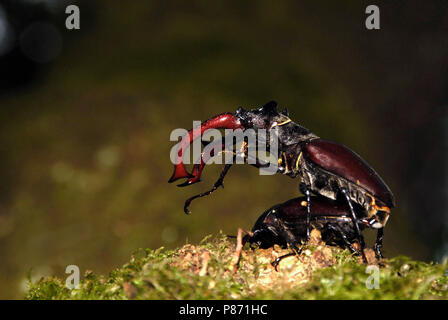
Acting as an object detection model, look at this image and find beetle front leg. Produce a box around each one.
[184,164,232,214]
[341,188,367,263]
[183,149,275,213]
[270,212,303,271]
[374,227,384,259]
[271,252,296,271]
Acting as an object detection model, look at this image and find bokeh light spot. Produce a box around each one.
[96,146,121,169]
[0,5,14,56]
[19,21,62,63]
[161,226,178,244]
[51,162,74,183]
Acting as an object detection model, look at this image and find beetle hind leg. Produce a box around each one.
[340,188,368,263]
[326,224,358,254]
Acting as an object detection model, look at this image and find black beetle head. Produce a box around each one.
[243,206,288,249]
[246,229,283,249]
[235,101,291,130]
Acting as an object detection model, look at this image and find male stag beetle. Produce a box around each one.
[169,101,395,262]
[242,196,384,270]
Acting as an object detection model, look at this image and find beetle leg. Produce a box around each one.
[271,253,296,271]
[270,212,303,271]
[326,224,358,254]
[374,227,384,259]
[341,188,367,263]
[184,164,232,214]
[299,183,312,242]
[305,189,311,242]
[183,145,277,213]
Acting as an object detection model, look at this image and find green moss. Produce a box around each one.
[25,234,447,300]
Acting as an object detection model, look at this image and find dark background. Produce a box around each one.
[0,0,446,298]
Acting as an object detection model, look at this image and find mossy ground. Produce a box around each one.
[26,231,448,300]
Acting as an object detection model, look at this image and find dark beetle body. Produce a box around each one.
[245,196,373,250]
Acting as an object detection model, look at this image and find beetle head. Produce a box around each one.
[235,101,291,130]
[245,229,283,249]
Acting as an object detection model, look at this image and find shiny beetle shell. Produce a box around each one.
[300,139,395,210]
[246,196,368,249]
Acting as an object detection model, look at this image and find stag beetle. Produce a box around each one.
[169,101,395,262]
[242,196,384,269]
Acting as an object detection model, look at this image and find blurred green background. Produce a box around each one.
[0,0,447,298]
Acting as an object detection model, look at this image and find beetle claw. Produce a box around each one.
[168,112,243,184]
[271,259,280,272]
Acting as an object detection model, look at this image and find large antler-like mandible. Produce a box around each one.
[168,112,243,185]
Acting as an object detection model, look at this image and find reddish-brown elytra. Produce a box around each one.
[298,138,395,225]
[302,139,395,208]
